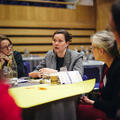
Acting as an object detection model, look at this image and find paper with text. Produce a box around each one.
[57,71,83,84]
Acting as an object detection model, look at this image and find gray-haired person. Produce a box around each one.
[78,30,120,120]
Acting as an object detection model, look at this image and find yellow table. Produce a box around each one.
[9,79,95,108]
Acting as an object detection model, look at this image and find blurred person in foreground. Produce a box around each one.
[0,69,22,120]
[0,35,24,78]
[110,0,120,119]
[78,30,120,120]
[110,0,120,52]
[29,29,83,78]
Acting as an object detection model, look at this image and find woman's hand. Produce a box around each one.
[0,53,10,63]
[29,72,41,78]
[39,68,57,74]
[0,57,5,66]
[29,68,57,78]
[80,96,95,105]
[0,53,7,66]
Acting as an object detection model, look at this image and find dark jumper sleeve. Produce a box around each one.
[14,51,24,78]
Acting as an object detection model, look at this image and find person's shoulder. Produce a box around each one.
[46,50,54,56]
[115,56,120,64]
[68,49,82,58]
[13,51,23,61]
[13,51,21,56]
[68,49,79,54]
[112,57,120,71]
[45,50,54,59]
[112,57,120,83]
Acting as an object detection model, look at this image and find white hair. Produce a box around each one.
[91,30,118,57]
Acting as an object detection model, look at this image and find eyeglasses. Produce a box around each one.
[0,44,13,51]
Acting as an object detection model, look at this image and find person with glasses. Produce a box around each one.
[29,29,83,78]
[78,30,120,120]
[0,35,24,78]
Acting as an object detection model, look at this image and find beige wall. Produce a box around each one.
[0,5,95,28]
[96,0,114,31]
[0,4,96,56]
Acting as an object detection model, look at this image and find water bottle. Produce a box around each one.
[80,46,86,61]
[7,51,18,86]
[80,46,85,56]
[24,48,30,57]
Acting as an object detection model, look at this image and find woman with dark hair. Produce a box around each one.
[78,30,120,120]
[29,29,83,78]
[0,35,24,78]
[0,70,22,120]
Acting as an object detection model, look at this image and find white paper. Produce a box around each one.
[68,71,83,83]
[57,71,83,84]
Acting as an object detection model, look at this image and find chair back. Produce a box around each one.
[84,66,100,83]
[23,61,30,77]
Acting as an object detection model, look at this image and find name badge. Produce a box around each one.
[60,66,67,71]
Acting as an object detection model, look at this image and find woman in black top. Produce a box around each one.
[78,30,120,120]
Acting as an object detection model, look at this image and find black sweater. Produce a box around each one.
[94,57,120,118]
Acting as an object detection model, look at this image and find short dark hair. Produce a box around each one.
[111,0,120,35]
[0,35,12,48]
[52,29,72,42]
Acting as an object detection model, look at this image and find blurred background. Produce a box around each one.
[0,0,114,57]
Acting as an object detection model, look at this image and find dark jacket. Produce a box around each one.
[13,51,24,78]
[94,57,120,118]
